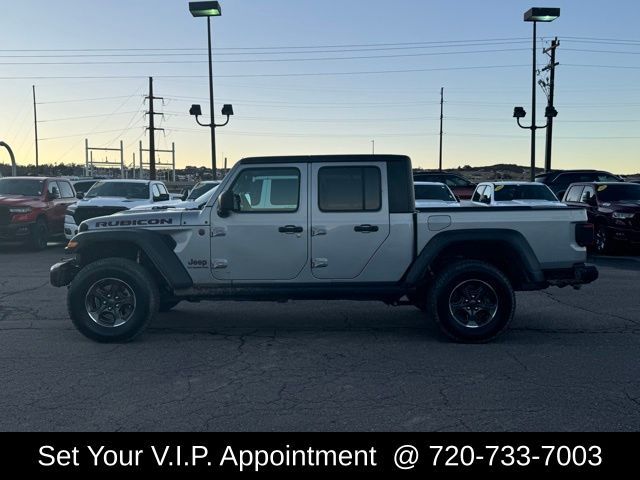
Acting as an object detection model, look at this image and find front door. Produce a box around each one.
[310,162,390,279]
[210,164,308,281]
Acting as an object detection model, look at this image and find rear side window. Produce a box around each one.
[58,181,75,198]
[318,166,381,212]
[565,186,584,203]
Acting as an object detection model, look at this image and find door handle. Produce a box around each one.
[278,225,304,234]
[354,224,379,233]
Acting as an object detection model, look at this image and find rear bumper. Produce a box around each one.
[50,258,81,287]
[0,222,34,240]
[544,263,599,288]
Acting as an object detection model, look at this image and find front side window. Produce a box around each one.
[472,186,486,202]
[580,186,596,203]
[318,166,381,212]
[230,168,300,213]
[47,181,60,198]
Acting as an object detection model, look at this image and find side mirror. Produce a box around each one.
[218,191,235,217]
[154,193,170,202]
[76,192,85,200]
[587,195,598,206]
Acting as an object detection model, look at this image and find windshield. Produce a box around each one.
[597,184,640,202]
[73,181,97,194]
[187,182,219,201]
[494,184,558,202]
[443,175,471,187]
[414,184,457,202]
[86,181,149,199]
[0,178,44,196]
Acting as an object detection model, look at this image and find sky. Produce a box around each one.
[0,0,639,174]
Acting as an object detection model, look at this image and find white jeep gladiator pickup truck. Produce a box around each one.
[51,155,598,343]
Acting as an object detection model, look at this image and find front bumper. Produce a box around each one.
[0,222,34,240]
[50,258,81,287]
[544,263,599,288]
[606,225,640,245]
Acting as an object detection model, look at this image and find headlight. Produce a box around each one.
[612,212,635,219]
[9,207,32,214]
[64,215,75,224]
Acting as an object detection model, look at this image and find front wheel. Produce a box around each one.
[29,218,48,250]
[67,257,159,342]
[426,260,515,343]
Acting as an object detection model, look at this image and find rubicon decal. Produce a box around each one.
[94,219,174,228]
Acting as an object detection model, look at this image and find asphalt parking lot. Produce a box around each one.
[0,242,639,432]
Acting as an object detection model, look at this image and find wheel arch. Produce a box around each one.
[68,229,193,291]
[404,229,546,291]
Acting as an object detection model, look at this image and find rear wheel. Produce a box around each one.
[29,217,48,250]
[67,258,159,342]
[426,260,515,343]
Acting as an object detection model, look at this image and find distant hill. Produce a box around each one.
[415,164,640,183]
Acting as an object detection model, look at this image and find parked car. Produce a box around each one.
[471,182,564,207]
[535,170,623,200]
[563,182,640,253]
[0,176,76,249]
[72,179,98,197]
[51,154,597,344]
[412,172,476,200]
[414,182,460,208]
[64,179,172,239]
[129,184,220,212]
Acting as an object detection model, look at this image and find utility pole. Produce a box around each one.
[371,140,375,155]
[439,87,444,171]
[32,85,39,174]
[542,37,560,172]
[145,76,164,180]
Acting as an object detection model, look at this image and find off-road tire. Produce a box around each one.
[67,257,159,342]
[426,260,515,343]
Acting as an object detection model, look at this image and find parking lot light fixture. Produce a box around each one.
[188,1,225,179]
[516,7,560,181]
[189,1,222,17]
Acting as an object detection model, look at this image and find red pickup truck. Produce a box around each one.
[0,177,77,249]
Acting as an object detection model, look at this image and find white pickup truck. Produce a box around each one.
[51,155,598,343]
[64,179,173,239]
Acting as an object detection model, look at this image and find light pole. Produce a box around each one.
[0,141,17,177]
[517,7,560,181]
[189,1,224,179]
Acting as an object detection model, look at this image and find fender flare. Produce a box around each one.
[403,228,546,288]
[68,229,193,290]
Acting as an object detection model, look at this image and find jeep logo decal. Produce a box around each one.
[187,259,208,269]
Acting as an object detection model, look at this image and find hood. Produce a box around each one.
[600,200,640,211]
[0,195,44,208]
[127,200,199,212]
[77,197,153,208]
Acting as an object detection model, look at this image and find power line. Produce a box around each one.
[37,95,139,104]
[0,48,531,66]
[38,111,141,123]
[0,37,533,52]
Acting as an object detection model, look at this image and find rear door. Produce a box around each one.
[210,164,308,281]
[310,162,390,279]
